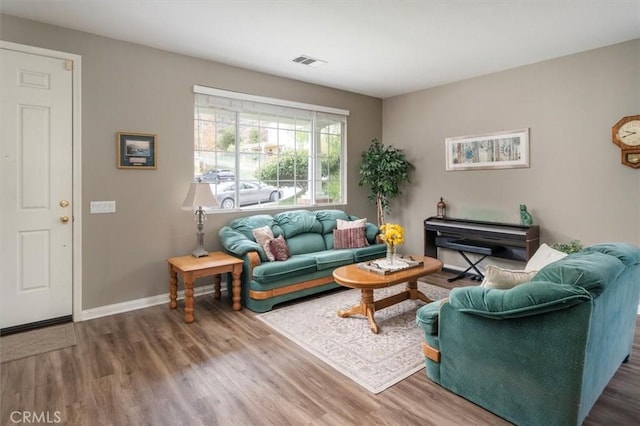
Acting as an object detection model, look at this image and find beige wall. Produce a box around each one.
[1,15,382,309]
[3,13,639,309]
[383,40,640,267]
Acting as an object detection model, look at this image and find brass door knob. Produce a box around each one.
[60,216,70,223]
[60,200,69,207]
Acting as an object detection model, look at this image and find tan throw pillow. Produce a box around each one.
[269,235,290,261]
[480,265,538,290]
[333,227,369,249]
[336,218,367,229]
[252,226,275,261]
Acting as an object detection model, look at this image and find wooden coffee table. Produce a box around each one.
[332,255,443,334]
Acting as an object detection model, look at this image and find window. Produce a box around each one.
[193,85,348,211]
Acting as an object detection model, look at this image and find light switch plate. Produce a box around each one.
[90,201,116,214]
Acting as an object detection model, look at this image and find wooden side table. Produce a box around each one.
[167,251,243,323]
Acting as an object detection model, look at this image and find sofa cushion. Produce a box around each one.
[273,210,322,238]
[333,227,369,249]
[252,226,275,261]
[305,250,354,270]
[531,252,625,296]
[286,233,327,255]
[481,265,537,289]
[351,243,388,262]
[269,235,290,261]
[228,214,275,240]
[449,281,593,319]
[252,255,318,283]
[315,209,351,234]
[582,243,640,267]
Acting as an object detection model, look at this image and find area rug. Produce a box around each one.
[0,323,77,363]
[257,281,450,393]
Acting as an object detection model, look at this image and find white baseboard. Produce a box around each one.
[80,284,218,321]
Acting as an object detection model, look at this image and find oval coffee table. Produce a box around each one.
[332,255,443,334]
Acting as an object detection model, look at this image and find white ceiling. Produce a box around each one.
[2,1,639,98]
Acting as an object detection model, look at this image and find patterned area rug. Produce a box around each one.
[257,281,450,393]
[0,323,76,363]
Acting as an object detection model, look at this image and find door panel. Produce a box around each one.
[1,49,73,329]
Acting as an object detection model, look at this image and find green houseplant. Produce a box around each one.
[551,240,584,254]
[358,138,412,226]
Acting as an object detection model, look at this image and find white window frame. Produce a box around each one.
[193,85,349,212]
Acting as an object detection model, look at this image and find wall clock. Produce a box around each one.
[612,115,640,168]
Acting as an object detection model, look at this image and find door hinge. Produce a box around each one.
[65,60,73,71]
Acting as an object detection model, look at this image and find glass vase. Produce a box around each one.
[386,244,396,265]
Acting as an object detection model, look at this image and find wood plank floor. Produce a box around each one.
[1,272,639,425]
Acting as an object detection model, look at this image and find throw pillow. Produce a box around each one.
[525,243,567,272]
[333,227,369,249]
[480,265,538,290]
[336,218,367,229]
[269,235,290,261]
[252,226,276,262]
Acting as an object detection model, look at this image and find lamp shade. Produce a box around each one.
[181,182,220,211]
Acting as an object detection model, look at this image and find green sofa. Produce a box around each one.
[416,243,640,426]
[219,209,386,312]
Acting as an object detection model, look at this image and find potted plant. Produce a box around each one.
[358,138,412,226]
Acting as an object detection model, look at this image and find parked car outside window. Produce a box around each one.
[197,168,235,183]
[213,181,282,209]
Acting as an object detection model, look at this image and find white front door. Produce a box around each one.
[0,48,74,330]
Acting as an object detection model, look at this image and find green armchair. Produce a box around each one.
[416,243,640,426]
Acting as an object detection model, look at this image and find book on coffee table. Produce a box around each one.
[357,255,424,275]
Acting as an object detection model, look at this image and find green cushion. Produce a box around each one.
[273,210,322,238]
[227,214,275,240]
[531,252,625,296]
[286,233,326,255]
[303,250,354,270]
[315,209,351,234]
[583,243,640,267]
[351,243,387,262]
[448,281,593,319]
[252,255,317,283]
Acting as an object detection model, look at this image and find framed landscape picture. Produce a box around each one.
[445,128,529,171]
[117,132,157,169]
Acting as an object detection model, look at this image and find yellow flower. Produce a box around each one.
[379,223,405,247]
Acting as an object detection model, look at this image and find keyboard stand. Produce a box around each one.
[447,251,488,282]
[444,240,505,283]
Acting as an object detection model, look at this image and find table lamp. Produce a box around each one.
[182,182,220,257]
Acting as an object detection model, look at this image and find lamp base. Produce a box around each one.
[191,248,209,258]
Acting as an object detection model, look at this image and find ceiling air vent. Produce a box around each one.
[292,55,327,68]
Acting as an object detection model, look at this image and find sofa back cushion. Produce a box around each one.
[286,233,326,255]
[315,209,351,234]
[273,210,322,239]
[531,251,625,297]
[229,214,275,240]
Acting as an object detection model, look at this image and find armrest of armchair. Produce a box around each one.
[416,299,449,335]
[448,281,593,319]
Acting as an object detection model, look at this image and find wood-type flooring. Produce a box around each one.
[1,272,638,425]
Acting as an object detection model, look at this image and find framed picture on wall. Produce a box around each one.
[117,132,157,169]
[445,128,529,171]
